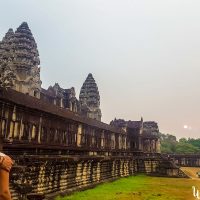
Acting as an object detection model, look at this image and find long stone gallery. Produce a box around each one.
[0,22,191,199]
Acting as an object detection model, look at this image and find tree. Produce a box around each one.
[160,133,200,154]
[176,142,199,154]
[159,133,177,153]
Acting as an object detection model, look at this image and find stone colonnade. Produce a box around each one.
[170,155,200,167]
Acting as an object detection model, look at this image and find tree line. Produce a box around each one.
[159,133,200,154]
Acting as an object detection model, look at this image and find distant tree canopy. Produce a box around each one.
[159,133,200,154]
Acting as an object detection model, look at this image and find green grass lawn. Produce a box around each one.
[56,175,200,200]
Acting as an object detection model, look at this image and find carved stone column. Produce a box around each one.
[77,124,82,147]
[38,115,42,143]
[138,136,143,151]
[156,138,161,153]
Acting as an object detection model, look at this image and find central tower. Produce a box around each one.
[0,22,41,98]
[79,73,102,121]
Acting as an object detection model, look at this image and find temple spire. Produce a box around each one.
[17,22,30,30]
[79,73,102,121]
[14,22,40,66]
[0,22,41,98]
[3,28,14,41]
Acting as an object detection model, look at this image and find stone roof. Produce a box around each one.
[79,73,100,107]
[110,119,142,129]
[79,73,101,121]
[41,88,55,98]
[14,22,40,67]
[110,119,126,128]
[0,22,40,69]
[143,121,158,129]
[3,28,14,41]
[127,121,142,129]
[0,22,41,93]
[0,87,124,134]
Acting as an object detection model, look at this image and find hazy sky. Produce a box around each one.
[0,0,200,139]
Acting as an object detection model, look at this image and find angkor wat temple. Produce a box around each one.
[0,22,187,200]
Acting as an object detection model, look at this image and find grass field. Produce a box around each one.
[56,174,200,200]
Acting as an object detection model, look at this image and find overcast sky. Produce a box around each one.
[0,0,200,139]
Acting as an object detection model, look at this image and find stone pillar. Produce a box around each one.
[38,116,42,143]
[151,140,154,152]
[19,116,24,140]
[13,121,19,139]
[69,102,72,111]
[60,98,64,108]
[77,124,82,147]
[124,137,127,149]
[53,98,56,105]
[101,131,104,148]
[147,140,151,152]
[8,121,14,139]
[156,139,161,153]
[138,136,143,151]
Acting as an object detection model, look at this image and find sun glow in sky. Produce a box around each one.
[184,125,188,129]
[0,0,200,139]
[183,125,193,131]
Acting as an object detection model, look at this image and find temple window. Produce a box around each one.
[34,91,37,97]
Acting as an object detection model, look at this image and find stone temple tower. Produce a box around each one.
[79,73,102,121]
[0,22,42,98]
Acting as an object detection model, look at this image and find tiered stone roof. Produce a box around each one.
[0,29,14,63]
[143,121,159,136]
[0,28,16,87]
[79,73,102,121]
[13,22,40,68]
[110,118,143,129]
[0,22,41,97]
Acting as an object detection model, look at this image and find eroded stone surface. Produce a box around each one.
[79,73,102,121]
[0,23,104,120]
[0,22,42,98]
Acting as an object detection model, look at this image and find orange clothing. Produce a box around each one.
[0,170,11,200]
[0,154,13,200]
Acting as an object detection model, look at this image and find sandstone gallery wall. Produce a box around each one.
[0,88,184,199]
